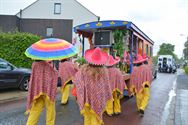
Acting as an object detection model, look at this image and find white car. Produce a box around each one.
[158,55,176,73]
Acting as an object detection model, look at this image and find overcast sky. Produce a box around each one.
[0,0,188,57]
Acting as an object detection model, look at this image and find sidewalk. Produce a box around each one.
[0,89,27,104]
[0,88,64,104]
[175,71,188,125]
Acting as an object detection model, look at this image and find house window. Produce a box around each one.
[46,28,53,37]
[146,44,149,56]
[54,3,61,14]
[150,46,153,56]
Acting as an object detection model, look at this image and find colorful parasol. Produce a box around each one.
[25,38,78,60]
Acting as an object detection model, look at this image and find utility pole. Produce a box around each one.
[19,9,22,32]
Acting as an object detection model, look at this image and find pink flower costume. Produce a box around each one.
[26,61,58,125]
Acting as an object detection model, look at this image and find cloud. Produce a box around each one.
[78,0,188,57]
[1,0,187,57]
[0,0,36,15]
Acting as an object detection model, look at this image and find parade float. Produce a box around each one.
[74,20,154,96]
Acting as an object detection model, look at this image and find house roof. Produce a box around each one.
[15,0,39,15]
[74,20,154,45]
[16,0,98,18]
[74,0,99,18]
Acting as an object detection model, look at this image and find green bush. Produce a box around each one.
[0,32,40,68]
[75,57,87,65]
[184,66,188,74]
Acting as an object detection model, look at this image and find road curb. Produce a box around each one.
[0,95,27,104]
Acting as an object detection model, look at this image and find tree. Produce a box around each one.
[183,37,188,60]
[152,55,159,65]
[176,57,184,64]
[157,43,178,59]
[157,43,174,55]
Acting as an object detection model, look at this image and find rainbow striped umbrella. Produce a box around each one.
[25,38,78,60]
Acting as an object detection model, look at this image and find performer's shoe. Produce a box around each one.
[61,100,68,105]
[114,112,121,115]
[139,109,144,117]
[107,113,113,117]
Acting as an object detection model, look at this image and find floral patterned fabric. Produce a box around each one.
[59,61,78,86]
[108,67,126,94]
[26,61,58,112]
[72,65,113,121]
[130,64,152,93]
[141,64,152,85]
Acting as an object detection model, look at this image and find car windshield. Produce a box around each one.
[0,62,11,70]
[0,59,15,71]
[0,62,7,69]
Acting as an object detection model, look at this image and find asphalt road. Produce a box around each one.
[0,72,179,125]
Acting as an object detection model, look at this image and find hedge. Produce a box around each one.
[0,32,40,68]
[184,66,188,74]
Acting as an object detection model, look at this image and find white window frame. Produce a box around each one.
[54,3,61,14]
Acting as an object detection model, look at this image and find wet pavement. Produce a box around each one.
[175,72,188,125]
[0,70,186,125]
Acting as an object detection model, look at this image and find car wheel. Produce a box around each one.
[19,77,30,91]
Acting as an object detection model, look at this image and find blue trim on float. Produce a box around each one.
[74,20,129,32]
[128,23,154,44]
[74,20,154,45]
[130,33,134,74]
